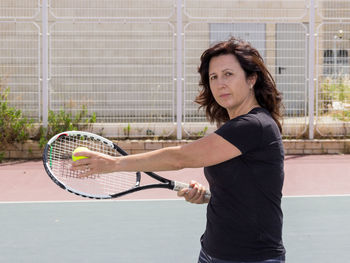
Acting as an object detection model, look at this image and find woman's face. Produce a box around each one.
[208,54,256,117]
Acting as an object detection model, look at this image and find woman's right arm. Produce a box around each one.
[72,132,242,176]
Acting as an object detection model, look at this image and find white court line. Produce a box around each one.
[0,198,182,205]
[1,194,350,205]
[284,194,350,198]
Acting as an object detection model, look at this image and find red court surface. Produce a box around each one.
[0,154,349,202]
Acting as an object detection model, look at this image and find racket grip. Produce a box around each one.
[173,181,211,200]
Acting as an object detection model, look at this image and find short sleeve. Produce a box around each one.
[215,115,262,154]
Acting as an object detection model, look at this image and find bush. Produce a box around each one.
[0,86,33,146]
[38,106,96,148]
[319,76,350,121]
[0,84,34,162]
[0,78,97,162]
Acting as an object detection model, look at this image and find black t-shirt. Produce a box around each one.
[202,107,286,261]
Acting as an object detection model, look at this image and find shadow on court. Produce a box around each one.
[0,196,350,263]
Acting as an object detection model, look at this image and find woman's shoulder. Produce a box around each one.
[249,107,282,142]
[216,109,263,140]
[248,107,278,128]
[215,108,272,154]
[222,110,262,130]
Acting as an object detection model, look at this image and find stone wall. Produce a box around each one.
[2,139,350,160]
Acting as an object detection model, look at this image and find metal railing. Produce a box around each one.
[0,0,349,139]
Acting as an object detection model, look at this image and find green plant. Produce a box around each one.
[0,152,5,163]
[0,85,33,147]
[38,105,96,148]
[319,76,350,121]
[331,109,350,122]
[123,123,131,137]
[146,129,155,136]
[196,126,208,137]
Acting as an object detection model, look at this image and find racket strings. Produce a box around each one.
[48,134,138,196]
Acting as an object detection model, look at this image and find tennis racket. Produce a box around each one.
[42,131,211,200]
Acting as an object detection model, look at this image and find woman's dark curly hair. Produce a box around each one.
[196,37,283,132]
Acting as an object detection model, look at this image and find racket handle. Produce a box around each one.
[173,181,211,200]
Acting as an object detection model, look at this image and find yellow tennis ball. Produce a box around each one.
[72,147,89,162]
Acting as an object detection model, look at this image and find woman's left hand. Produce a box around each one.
[71,150,117,177]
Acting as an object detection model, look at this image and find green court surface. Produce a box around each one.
[1,196,349,263]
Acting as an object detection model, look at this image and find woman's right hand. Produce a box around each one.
[177,180,209,204]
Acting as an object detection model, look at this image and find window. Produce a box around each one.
[323,49,349,75]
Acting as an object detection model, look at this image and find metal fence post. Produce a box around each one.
[42,0,49,128]
[308,0,315,139]
[176,0,183,139]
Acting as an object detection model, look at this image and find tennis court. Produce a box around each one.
[1,1,350,262]
[0,155,349,263]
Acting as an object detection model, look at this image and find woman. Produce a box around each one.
[72,37,286,263]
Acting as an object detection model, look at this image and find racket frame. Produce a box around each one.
[43,131,185,199]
